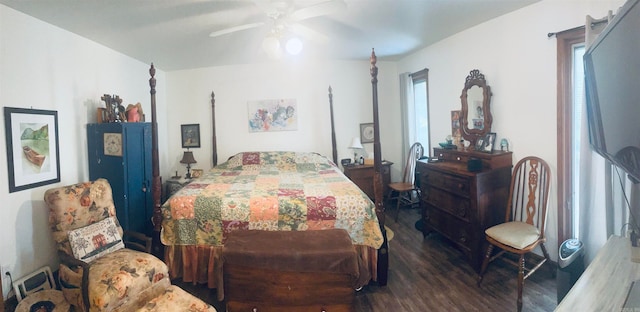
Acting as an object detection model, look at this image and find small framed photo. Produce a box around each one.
[181,124,200,148]
[480,132,496,153]
[191,169,203,178]
[360,123,374,144]
[475,137,484,151]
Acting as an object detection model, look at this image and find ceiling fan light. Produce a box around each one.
[285,37,303,55]
[262,36,282,59]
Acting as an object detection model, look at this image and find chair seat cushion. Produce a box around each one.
[485,221,540,250]
[136,285,217,312]
[87,248,169,311]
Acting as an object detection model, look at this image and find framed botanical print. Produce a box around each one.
[4,107,60,192]
[360,123,374,144]
[181,124,200,148]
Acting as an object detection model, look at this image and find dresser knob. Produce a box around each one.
[456,156,461,161]
[458,183,464,189]
[253,308,258,312]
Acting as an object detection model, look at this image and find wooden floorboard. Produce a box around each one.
[175,203,558,312]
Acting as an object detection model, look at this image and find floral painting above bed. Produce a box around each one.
[160,152,383,249]
[248,99,297,132]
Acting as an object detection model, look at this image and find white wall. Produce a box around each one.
[0,5,168,299]
[0,0,629,300]
[163,60,403,181]
[397,0,625,261]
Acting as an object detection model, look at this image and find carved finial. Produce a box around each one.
[370,48,378,83]
[149,63,156,93]
[328,85,332,93]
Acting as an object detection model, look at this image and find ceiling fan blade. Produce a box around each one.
[289,0,346,22]
[209,22,265,37]
[288,23,328,43]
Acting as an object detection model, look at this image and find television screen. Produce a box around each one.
[584,0,640,182]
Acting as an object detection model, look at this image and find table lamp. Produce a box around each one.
[349,137,364,163]
[180,151,197,179]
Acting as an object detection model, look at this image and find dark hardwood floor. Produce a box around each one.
[4,203,556,311]
[176,203,558,312]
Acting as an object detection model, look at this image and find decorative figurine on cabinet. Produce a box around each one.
[500,138,509,151]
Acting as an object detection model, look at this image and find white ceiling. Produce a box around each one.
[1,0,539,71]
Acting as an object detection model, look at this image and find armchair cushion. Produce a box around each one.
[45,179,123,257]
[135,285,216,312]
[68,217,124,262]
[485,221,540,250]
[88,248,168,311]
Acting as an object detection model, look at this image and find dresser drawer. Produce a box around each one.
[423,187,471,222]
[422,170,470,197]
[425,206,472,252]
[435,150,470,163]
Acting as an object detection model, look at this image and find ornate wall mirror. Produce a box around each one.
[460,69,492,148]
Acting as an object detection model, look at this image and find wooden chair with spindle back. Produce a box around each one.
[477,156,553,312]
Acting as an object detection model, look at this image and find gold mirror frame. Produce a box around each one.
[460,69,492,148]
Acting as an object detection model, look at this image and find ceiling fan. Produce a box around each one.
[209,0,346,57]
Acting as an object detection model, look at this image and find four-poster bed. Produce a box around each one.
[147,50,389,292]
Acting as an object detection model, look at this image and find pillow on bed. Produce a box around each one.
[68,217,124,262]
[219,151,335,171]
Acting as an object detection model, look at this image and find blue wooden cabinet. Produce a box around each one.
[87,123,152,234]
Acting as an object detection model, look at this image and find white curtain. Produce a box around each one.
[579,11,637,264]
[399,72,415,169]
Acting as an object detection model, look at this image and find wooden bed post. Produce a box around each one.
[211,91,217,167]
[370,49,389,286]
[149,64,163,258]
[328,86,338,165]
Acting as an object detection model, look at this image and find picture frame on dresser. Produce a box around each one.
[475,137,484,151]
[480,132,496,153]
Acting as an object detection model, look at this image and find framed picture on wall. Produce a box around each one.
[181,124,201,148]
[360,123,374,144]
[4,107,61,193]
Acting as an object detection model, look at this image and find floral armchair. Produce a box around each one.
[45,179,170,312]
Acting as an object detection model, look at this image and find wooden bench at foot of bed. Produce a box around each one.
[222,229,362,312]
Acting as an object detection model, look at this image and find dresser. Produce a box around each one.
[87,123,153,235]
[416,148,512,272]
[342,161,392,200]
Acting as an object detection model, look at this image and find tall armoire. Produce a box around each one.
[87,122,152,235]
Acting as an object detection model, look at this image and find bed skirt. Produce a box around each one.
[164,244,379,300]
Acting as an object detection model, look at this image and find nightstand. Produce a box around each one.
[342,161,393,200]
[163,176,190,202]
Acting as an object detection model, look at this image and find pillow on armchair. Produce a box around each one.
[68,217,124,263]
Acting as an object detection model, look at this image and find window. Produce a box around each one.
[410,69,430,150]
[556,28,585,243]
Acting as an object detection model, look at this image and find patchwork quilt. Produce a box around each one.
[160,151,384,249]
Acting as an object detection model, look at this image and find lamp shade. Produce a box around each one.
[180,151,197,164]
[349,137,364,149]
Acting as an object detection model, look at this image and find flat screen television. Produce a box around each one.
[584,0,640,183]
